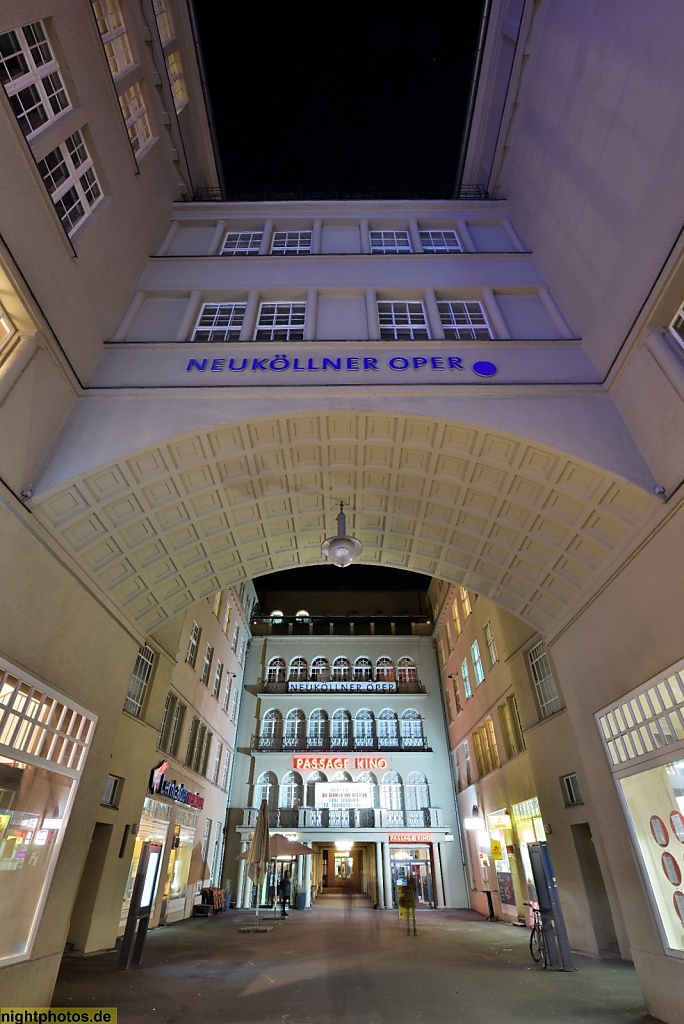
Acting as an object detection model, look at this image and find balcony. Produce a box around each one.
[240,806,443,830]
[251,735,431,753]
[191,185,490,203]
[251,614,432,638]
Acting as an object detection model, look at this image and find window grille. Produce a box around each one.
[37,130,103,236]
[369,230,412,253]
[92,0,133,77]
[0,21,71,138]
[271,231,311,255]
[220,231,263,256]
[528,641,562,718]
[254,301,306,341]
[419,229,462,253]
[438,301,493,340]
[124,645,155,717]
[377,301,430,340]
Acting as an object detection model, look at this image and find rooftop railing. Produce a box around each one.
[190,184,490,203]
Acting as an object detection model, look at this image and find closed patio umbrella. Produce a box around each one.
[245,799,270,927]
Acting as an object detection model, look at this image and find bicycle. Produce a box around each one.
[524,902,548,968]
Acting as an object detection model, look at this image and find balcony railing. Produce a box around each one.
[251,735,431,753]
[252,614,431,638]
[241,806,442,829]
[191,185,490,203]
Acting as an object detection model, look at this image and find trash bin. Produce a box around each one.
[295,892,306,910]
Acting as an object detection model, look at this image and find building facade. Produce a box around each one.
[226,587,466,911]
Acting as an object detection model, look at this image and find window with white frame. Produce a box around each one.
[438,301,493,340]
[166,697,185,756]
[199,644,213,686]
[271,231,311,255]
[124,644,155,717]
[401,709,424,747]
[255,770,278,809]
[118,80,153,155]
[220,747,232,791]
[222,673,232,712]
[473,718,499,776]
[484,621,498,666]
[463,739,473,785]
[0,303,16,354]
[461,657,472,700]
[91,0,134,78]
[498,694,524,758]
[230,684,239,721]
[230,624,239,653]
[369,230,412,253]
[377,301,430,340]
[560,772,583,806]
[211,741,223,785]
[186,621,201,667]
[451,597,461,636]
[419,229,462,253]
[669,303,684,349]
[406,771,430,809]
[212,659,223,699]
[37,130,103,236]
[528,640,562,718]
[191,302,246,342]
[267,657,286,684]
[220,231,262,256]
[460,586,472,617]
[380,771,404,809]
[212,591,222,618]
[0,21,71,138]
[471,640,485,686]
[165,51,187,113]
[153,0,175,42]
[254,301,306,341]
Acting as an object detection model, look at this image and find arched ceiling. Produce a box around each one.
[30,412,658,637]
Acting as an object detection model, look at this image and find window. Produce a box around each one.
[401,709,424,747]
[165,51,187,113]
[406,771,430,809]
[459,586,472,617]
[222,602,232,635]
[187,722,212,775]
[498,694,525,758]
[380,771,404,809]
[118,81,153,155]
[37,130,103,236]
[484,621,498,666]
[396,657,417,686]
[280,771,303,808]
[0,21,71,138]
[191,302,246,342]
[211,741,223,786]
[124,644,155,716]
[102,774,123,807]
[419,229,462,253]
[230,624,239,653]
[271,231,311,255]
[445,685,453,724]
[212,660,223,699]
[452,677,462,714]
[220,747,232,791]
[354,709,374,746]
[284,709,304,747]
[255,770,278,809]
[267,657,286,684]
[166,698,185,756]
[377,301,430,340]
[378,709,399,746]
[186,622,201,667]
[212,591,222,618]
[254,301,306,341]
[222,674,232,713]
[438,301,493,340]
[369,230,411,253]
[153,0,175,42]
[238,637,246,664]
[311,657,330,682]
[473,718,499,776]
[229,685,239,721]
[375,657,395,682]
[199,644,214,686]
[560,772,583,806]
[528,640,562,718]
[471,641,485,686]
[92,0,133,78]
[670,303,684,349]
[288,657,308,682]
[461,658,472,700]
[308,709,328,747]
[451,598,461,636]
[261,709,282,741]
[353,657,373,681]
[331,710,351,748]
[332,657,351,681]
[221,231,262,256]
[463,740,472,785]
[0,303,16,354]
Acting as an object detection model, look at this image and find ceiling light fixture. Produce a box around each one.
[321,501,363,568]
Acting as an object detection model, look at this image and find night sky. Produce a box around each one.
[194,1,486,190]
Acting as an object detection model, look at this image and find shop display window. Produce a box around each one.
[620,758,684,954]
[0,759,75,963]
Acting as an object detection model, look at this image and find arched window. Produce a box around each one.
[380,770,404,810]
[397,657,417,686]
[406,771,430,809]
[331,709,351,748]
[254,770,278,809]
[284,709,305,749]
[376,656,395,682]
[288,657,308,682]
[306,770,327,806]
[332,656,351,681]
[354,708,374,748]
[331,770,353,782]
[401,709,424,748]
[267,657,286,684]
[295,609,310,620]
[378,708,399,747]
[311,657,330,682]
[280,770,303,808]
[308,708,328,748]
[353,657,373,681]
[270,610,284,622]
[261,709,282,743]
[357,770,379,807]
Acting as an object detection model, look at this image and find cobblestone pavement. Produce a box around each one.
[53,896,651,1024]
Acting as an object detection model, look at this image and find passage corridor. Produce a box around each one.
[54,900,650,1024]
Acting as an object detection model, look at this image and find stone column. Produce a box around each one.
[174,289,203,342]
[481,288,509,340]
[304,853,312,908]
[366,288,380,339]
[240,289,260,341]
[259,219,274,254]
[156,220,179,255]
[311,218,322,254]
[304,288,318,340]
[456,219,476,252]
[408,218,423,253]
[208,220,227,256]
[424,287,445,340]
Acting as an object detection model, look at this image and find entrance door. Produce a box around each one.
[390,847,434,907]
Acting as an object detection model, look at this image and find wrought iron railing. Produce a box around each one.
[251,734,430,753]
[241,806,438,829]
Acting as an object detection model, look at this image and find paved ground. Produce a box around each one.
[54,894,652,1024]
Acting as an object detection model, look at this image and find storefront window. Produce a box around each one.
[620,758,684,953]
[487,808,517,914]
[122,798,170,916]
[511,797,545,908]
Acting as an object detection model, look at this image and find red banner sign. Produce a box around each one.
[388,833,431,844]
[293,756,389,771]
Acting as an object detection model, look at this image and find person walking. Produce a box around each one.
[278,871,291,917]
